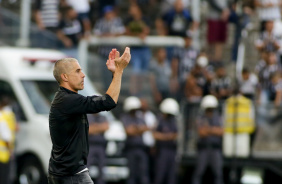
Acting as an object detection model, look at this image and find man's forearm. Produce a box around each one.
[106,70,123,103]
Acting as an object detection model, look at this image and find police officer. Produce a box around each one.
[87,113,109,184]
[192,95,224,184]
[121,96,150,184]
[153,98,179,184]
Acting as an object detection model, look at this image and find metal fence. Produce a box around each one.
[179,99,282,159]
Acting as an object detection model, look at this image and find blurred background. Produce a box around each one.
[0,0,282,184]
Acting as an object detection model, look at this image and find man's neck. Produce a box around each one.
[60,84,78,93]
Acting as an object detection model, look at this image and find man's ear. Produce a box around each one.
[61,73,68,82]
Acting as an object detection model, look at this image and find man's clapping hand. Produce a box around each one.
[106,47,131,73]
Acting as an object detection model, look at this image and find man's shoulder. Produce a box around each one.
[51,89,75,106]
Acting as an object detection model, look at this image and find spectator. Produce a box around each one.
[196,49,215,73]
[210,65,232,112]
[256,51,281,104]
[153,98,179,184]
[194,52,214,96]
[56,6,83,58]
[124,4,151,96]
[64,0,92,38]
[121,96,150,184]
[229,0,255,62]
[192,95,224,184]
[272,20,282,66]
[182,58,212,130]
[171,33,198,99]
[255,20,280,53]
[162,0,195,37]
[240,0,256,27]
[149,48,172,105]
[93,6,125,38]
[153,17,175,62]
[267,72,282,107]
[239,68,259,100]
[87,113,109,184]
[254,0,281,32]
[129,0,160,21]
[97,0,118,17]
[254,49,269,75]
[34,0,61,32]
[184,56,213,102]
[184,69,203,104]
[206,0,230,62]
[153,17,168,36]
[93,5,126,90]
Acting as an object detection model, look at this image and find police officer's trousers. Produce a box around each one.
[126,148,150,184]
[154,148,176,184]
[192,148,224,184]
[87,145,106,184]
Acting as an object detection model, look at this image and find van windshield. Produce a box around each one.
[21,80,58,114]
[20,80,115,120]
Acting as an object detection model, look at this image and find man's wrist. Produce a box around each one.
[113,69,123,76]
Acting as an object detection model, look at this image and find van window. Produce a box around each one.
[21,80,58,114]
[0,80,27,121]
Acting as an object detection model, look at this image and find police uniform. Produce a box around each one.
[154,115,178,184]
[192,113,224,184]
[87,114,108,184]
[121,113,150,184]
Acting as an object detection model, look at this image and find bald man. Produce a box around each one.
[48,47,131,184]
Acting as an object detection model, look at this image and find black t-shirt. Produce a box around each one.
[58,19,82,46]
[48,87,116,176]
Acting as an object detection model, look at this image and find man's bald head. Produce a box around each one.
[53,58,78,84]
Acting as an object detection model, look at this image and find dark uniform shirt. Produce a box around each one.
[196,113,222,149]
[48,87,116,176]
[87,114,107,145]
[155,115,178,149]
[121,113,146,148]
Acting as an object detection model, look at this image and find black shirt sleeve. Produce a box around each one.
[62,93,117,114]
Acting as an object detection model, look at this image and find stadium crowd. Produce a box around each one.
[30,0,282,109]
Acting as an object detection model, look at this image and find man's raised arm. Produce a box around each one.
[106,47,131,103]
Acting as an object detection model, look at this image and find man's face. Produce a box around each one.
[242,72,249,80]
[66,62,85,92]
[157,48,167,62]
[265,21,274,32]
[216,67,225,77]
[68,9,77,20]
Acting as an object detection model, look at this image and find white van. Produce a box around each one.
[0,47,128,184]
